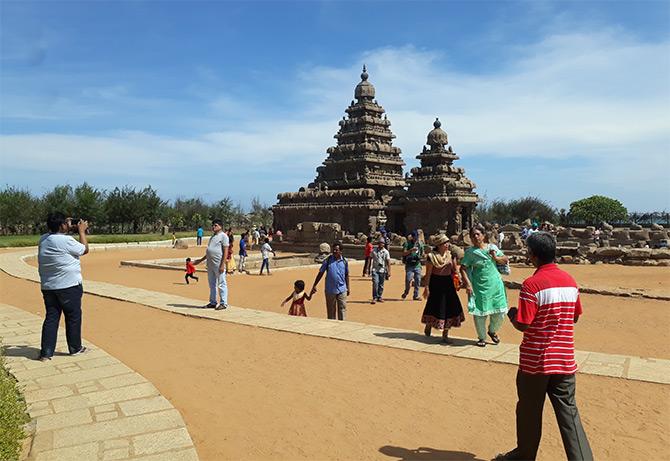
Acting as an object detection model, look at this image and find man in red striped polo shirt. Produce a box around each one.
[496,232,593,461]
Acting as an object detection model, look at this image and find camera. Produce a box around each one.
[68,218,88,233]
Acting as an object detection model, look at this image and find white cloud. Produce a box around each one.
[1,29,669,210]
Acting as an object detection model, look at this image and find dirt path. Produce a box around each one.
[1,269,669,461]
[53,248,670,360]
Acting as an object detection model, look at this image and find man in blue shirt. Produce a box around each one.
[309,242,350,320]
[196,226,204,246]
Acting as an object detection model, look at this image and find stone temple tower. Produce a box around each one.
[402,118,478,235]
[273,66,405,233]
[311,65,406,198]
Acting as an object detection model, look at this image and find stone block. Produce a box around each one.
[571,228,593,239]
[627,248,652,259]
[611,229,629,240]
[132,427,193,455]
[641,259,659,266]
[630,229,650,240]
[35,408,92,431]
[630,223,643,230]
[650,230,669,241]
[118,396,172,416]
[651,223,665,230]
[594,247,628,258]
[173,239,188,249]
[33,442,99,461]
[556,227,573,238]
[501,224,521,232]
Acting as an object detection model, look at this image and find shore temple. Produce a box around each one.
[273,66,479,236]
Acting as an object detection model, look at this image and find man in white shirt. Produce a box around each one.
[370,237,391,304]
[38,213,89,361]
[194,219,229,310]
[259,238,276,275]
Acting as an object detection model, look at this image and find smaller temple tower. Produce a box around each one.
[403,118,478,235]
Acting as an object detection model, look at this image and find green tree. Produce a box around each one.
[248,197,273,228]
[209,197,235,226]
[73,183,105,225]
[0,187,41,234]
[41,185,75,217]
[569,195,628,225]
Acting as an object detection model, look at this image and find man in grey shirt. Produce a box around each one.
[194,218,229,310]
[37,212,89,361]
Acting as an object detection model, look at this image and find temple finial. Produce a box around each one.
[361,64,368,81]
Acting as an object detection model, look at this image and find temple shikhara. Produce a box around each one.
[273,66,478,236]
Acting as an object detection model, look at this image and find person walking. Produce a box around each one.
[238,232,248,273]
[370,237,391,304]
[259,237,276,275]
[362,236,373,276]
[196,226,204,246]
[37,213,89,361]
[495,232,593,461]
[420,234,464,343]
[184,258,199,284]
[309,242,349,320]
[401,231,424,301]
[193,219,229,310]
[459,224,508,347]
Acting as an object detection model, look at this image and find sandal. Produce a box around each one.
[424,324,431,337]
[476,339,486,347]
[488,332,501,344]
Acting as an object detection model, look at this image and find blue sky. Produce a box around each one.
[1,0,669,212]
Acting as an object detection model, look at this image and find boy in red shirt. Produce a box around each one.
[185,258,199,285]
[496,232,592,461]
[362,236,373,276]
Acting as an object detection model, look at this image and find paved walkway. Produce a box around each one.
[0,303,198,461]
[1,248,668,386]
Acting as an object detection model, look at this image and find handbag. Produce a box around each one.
[489,244,511,275]
[452,271,461,291]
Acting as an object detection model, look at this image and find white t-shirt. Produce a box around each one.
[261,242,273,259]
[38,233,86,290]
[206,232,230,269]
[371,247,390,273]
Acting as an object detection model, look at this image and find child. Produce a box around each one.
[238,232,248,273]
[281,280,312,316]
[185,258,199,284]
[362,236,373,276]
[259,237,276,275]
[225,229,236,274]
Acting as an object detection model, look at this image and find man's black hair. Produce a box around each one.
[46,212,67,233]
[526,232,556,265]
[212,218,223,226]
[332,241,342,250]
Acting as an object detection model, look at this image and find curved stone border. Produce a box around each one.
[1,250,668,386]
[0,303,199,461]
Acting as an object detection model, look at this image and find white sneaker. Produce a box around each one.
[70,346,88,356]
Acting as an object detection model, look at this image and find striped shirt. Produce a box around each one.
[517,263,582,375]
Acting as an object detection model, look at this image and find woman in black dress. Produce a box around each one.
[421,234,465,343]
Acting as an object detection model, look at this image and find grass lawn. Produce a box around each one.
[0,345,30,461]
[0,231,195,248]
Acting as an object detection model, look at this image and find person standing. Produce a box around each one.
[196,226,204,246]
[194,219,229,310]
[38,213,89,361]
[401,231,424,301]
[259,237,276,275]
[238,232,248,273]
[459,224,508,347]
[309,242,349,320]
[495,232,593,461]
[362,236,373,276]
[420,234,464,343]
[370,237,391,304]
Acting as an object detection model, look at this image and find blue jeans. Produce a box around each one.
[404,266,421,298]
[372,271,386,300]
[40,284,83,358]
[260,258,270,274]
[207,268,228,306]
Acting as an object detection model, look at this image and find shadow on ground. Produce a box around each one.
[375,332,477,347]
[1,344,74,359]
[379,445,486,460]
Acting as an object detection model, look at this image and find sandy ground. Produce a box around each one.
[36,247,670,360]
[4,247,670,460]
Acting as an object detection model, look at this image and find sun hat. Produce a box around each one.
[431,234,449,246]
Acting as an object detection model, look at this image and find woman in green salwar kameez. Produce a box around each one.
[460,224,509,347]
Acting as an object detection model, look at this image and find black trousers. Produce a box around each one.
[40,284,83,357]
[512,370,593,461]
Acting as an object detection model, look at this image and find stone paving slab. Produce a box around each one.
[1,249,668,385]
[0,303,199,460]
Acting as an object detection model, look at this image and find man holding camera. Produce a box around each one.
[37,213,89,361]
[401,231,423,301]
[496,232,593,461]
